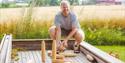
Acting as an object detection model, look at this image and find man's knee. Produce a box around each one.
[48,26,56,34]
[79,29,85,40]
[75,29,85,42]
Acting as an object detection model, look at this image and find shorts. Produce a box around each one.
[61,28,71,36]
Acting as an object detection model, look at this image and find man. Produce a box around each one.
[49,0,85,52]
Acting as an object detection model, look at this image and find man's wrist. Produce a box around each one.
[65,38,68,40]
[64,38,68,42]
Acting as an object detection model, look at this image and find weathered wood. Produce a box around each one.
[0,34,12,63]
[0,34,6,52]
[80,42,124,63]
[12,39,75,50]
[5,35,12,63]
[12,39,124,63]
[17,50,90,63]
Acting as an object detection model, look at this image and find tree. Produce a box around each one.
[50,0,59,6]
[68,0,79,5]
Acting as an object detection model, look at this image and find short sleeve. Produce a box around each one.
[54,15,61,27]
[71,13,80,28]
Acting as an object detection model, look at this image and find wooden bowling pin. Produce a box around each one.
[41,40,46,63]
[52,40,57,63]
[52,59,64,63]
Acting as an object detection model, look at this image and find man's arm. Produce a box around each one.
[62,27,77,47]
[55,26,61,42]
[66,27,77,40]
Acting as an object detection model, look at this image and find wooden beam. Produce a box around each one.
[0,34,6,52]
[80,42,124,63]
[0,34,12,63]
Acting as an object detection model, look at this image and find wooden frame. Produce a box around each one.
[0,34,12,63]
[12,39,124,63]
[80,41,123,63]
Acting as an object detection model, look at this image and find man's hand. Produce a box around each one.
[58,39,68,51]
[58,44,65,51]
[62,39,68,47]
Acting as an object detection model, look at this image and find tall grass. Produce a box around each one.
[0,17,125,45]
[80,18,125,45]
[0,5,125,45]
[0,0,51,39]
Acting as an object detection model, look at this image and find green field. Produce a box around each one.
[0,5,125,62]
[95,46,125,62]
[0,6,125,45]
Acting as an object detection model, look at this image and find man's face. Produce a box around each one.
[60,3,70,16]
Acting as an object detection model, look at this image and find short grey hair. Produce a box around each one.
[60,0,70,7]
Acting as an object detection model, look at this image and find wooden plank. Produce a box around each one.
[17,50,90,63]
[26,51,34,63]
[0,34,12,63]
[28,51,36,63]
[21,51,27,63]
[12,39,75,50]
[24,51,31,63]
[32,51,40,63]
[36,51,42,63]
[40,50,52,63]
[45,52,51,63]
[0,34,6,52]
[74,54,83,63]
[78,53,90,63]
[64,57,72,62]
[5,35,12,63]
[35,51,41,63]
[17,51,22,63]
[62,50,77,63]
[80,42,124,63]
[13,39,75,42]
[0,35,8,63]
[30,51,37,63]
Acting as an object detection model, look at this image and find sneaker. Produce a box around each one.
[74,42,80,53]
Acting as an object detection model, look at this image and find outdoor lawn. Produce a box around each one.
[95,46,125,62]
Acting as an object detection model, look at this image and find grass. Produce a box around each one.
[0,5,125,45]
[0,5,125,22]
[95,46,125,62]
[0,5,125,62]
[80,19,125,45]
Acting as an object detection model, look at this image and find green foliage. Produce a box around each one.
[1,19,125,45]
[0,5,125,45]
[0,0,99,8]
[0,3,17,8]
[80,20,125,45]
[32,0,60,6]
[95,46,125,62]
[1,3,10,8]
[84,28,125,45]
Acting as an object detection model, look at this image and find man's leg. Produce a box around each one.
[74,29,85,44]
[49,26,61,42]
[48,26,56,40]
[73,29,85,53]
[49,26,63,51]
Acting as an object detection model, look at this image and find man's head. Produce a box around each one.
[60,0,70,16]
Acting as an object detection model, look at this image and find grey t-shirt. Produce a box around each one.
[54,11,80,30]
